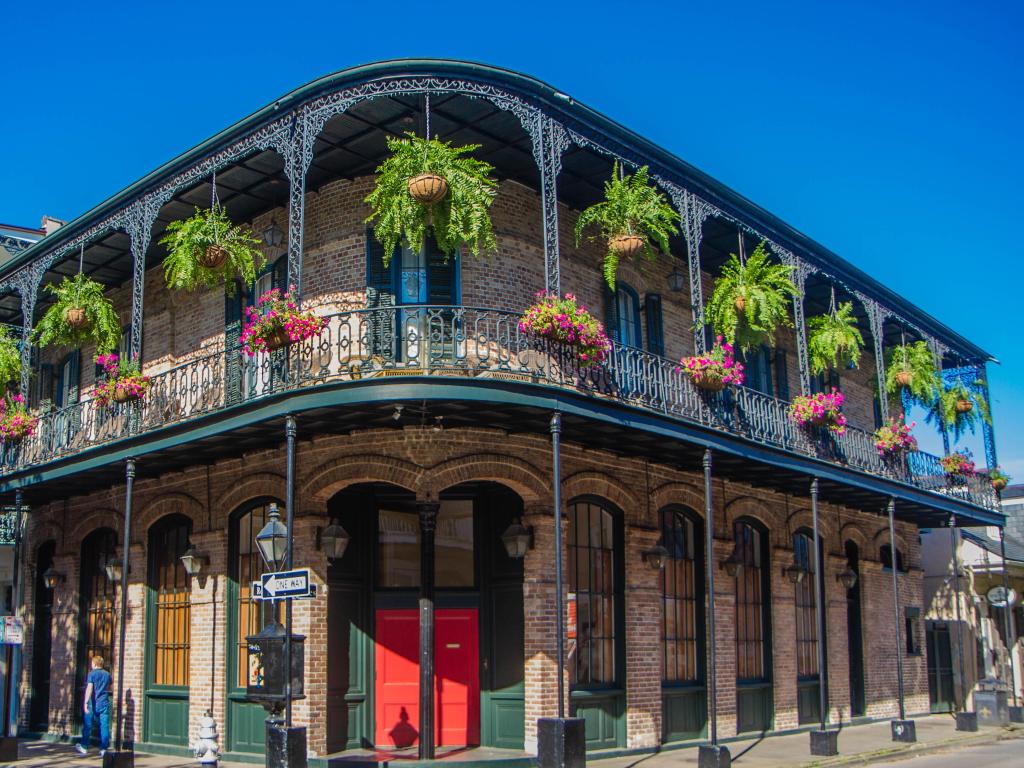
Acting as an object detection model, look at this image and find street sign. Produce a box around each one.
[253,568,316,600]
[986,585,1018,608]
[1,616,24,645]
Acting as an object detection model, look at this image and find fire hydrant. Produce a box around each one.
[192,711,220,765]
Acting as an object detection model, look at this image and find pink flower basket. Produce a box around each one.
[94,353,151,408]
[788,389,847,435]
[677,337,744,391]
[242,287,327,357]
[518,292,611,368]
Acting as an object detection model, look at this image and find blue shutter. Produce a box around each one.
[366,229,397,359]
[426,238,456,305]
[644,294,664,357]
[225,283,244,405]
[604,285,620,344]
[272,256,288,292]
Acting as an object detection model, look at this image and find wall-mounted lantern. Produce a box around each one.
[783,553,808,584]
[42,567,65,589]
[642,544,669,571]
[180,544,209,577]
[501,519,534,559]
[720,543,744,578]
[837,566,858,590]
[319,519,351,561]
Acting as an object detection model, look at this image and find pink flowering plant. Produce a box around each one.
[873,419,918,456]
[94,353,151,407]
[940,450,975,478]
[788,388,847,434]
[677,337,744,391]
[518,292,611,367]
[241,287,327,357]
[0,394,37,443]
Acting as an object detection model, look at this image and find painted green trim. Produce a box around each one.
[0,377,1003,526]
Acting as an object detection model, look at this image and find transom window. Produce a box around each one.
[568,500,618,686]
[376,499,475,588]
[661,507,701,683]
[149,515,191,688]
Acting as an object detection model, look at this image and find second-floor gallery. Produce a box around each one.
[0,60,1008,762]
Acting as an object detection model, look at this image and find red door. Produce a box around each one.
[374,608,479,748]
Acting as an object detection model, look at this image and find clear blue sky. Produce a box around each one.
[2,1,1020,473]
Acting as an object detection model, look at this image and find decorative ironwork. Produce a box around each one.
[0,304,998,512]
[776,246,814,395]
[858,293,890,424]
[123,197,162,361]
[0,506,20,545]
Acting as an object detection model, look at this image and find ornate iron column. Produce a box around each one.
[862,296,890,423]
[124,198,161,361]
[949,513,977,730]
[998,527,1021,715]
[112,459,136,761]
[977,364,998,471]
[17,270,40,398]
[3,489,24,745]
[681,191,711,355]
[284,113,313,301]
[535,117,569,295]
[887,499,916,741]
[931,341,951,456]
[417,499,439,760]
[284,414,297,727]
[550,411,565,717]
[808,479,838,755]
[782,251,812,396]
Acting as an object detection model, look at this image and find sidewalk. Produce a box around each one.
[2,715,1021,768]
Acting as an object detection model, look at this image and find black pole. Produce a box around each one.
[284,415,296,728]
[6,489,24,739]
[810,479,828,730]
[551,412,565,719]
[949,513,967,712]
[998,527,1018,708]
[418,501,439,760]
[703,449,717,745]
[888,499,907,721]
[115,459,135,753]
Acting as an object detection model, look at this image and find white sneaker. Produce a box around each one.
[99,749,107,757]
[75,744,88,755]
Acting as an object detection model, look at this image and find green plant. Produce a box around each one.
[884,341,940,404]
[706,241,798,352]
[574,163,679,289]
[365,133,497,264]
[0,325,21,392]
[927,381,991,441]
[807,300,864,374]
[160,203,264,295]
[32,273,121,354]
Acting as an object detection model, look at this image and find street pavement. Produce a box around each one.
[867,740,1022,767]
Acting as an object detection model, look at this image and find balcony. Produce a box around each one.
[2,305,998,512]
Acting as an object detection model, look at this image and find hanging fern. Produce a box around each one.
[160,204,265,295]
[365,133,497,264]
[807,300,864,374]
[706,241,798,352]
[925,381,991,441]
[0,325,21,393]
[574,162,679,289]
[32,273,121,354]
[884,341,940,404]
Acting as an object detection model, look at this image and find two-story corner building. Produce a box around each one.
[0,60,1006,762]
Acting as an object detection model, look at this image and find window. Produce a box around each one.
[644,294,665,356]
[605,283,642,348]
[661,507,701,683]
[905,607,922,656]
[376,500,475,588]
[148,515,191,687]
[793,532,818,679]
[811,369,841,395]
[568,500,619,686]
[79,529,117,666]
[55,350,80,408]
[735,520,769,681]
[231,502,283,688]
[881,544,907,573]
[744,346,774,396]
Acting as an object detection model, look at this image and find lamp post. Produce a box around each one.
[808,478,838,756]
[699,448,729,768]
[888,499,916,743]
[106,459,136,768]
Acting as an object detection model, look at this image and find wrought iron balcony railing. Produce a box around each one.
[2,305,999,511]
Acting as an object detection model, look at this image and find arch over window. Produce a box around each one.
[568,498,623,687]
[147,514,191,688]
[78,528,117,668]
[734,517,770,683]
[880,544,907,573]
[660,506,703,684]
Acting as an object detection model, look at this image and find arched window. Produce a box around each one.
[735,519,769,682]
[30,540,56,731]
[148,514,191,688]
[793,532,818,681]
[568,499,622,687]
[881,544,907,573]
[661,507,703,683]
[78,529,117,668]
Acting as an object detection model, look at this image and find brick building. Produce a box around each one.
[0,60,1005,762]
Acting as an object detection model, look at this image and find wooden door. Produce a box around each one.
[375,609,420,748]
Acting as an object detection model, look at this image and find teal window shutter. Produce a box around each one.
[604,285,620,344]
[644,294,664,356]
[225,283,244,405]
[366,229,398,358]
[425,238,457,305]
[745,345,774,396]
[272,255,288,292]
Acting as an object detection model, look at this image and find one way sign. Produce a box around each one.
[252,568,317,600]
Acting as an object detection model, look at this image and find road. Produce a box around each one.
[869,740,1022,767]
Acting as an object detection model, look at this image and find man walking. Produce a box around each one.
[76,655,112,757]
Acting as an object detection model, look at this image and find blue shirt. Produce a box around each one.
[87,668,112,712]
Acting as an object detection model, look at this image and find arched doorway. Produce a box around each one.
[734,517,773,733]
[844,541,865,717]
[29,540,56,732]
[794,529,827,725]
[76,528,117,731]
[325,482,524,754]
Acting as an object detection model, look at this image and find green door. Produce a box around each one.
[143,515,192,746]
[927,622,955,713]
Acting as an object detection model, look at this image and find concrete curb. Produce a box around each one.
[801,726,1023,768]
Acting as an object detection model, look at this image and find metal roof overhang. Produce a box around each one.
[0,378,1002,529]
[1,59,993,362]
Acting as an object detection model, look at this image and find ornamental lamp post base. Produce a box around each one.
[537,718,585,768]
[1009,706,1023,723]
[890,719,917,743]
[0,736,17,762]
[266,721,306,768]
[102,750,135,768]
[809,729,839,756]
[698,744,731,768]
[955,711,978,731]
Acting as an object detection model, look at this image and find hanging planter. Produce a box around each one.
[955,398,973,414]
[990,468,1010,492]
[574,162,679,290]
[518,291,611,367]
[240,288,328,357]
[33,272,121,354]
[161,173,265,295]
[895,370,913,388]
[706,240,798,353]
[365,96,497,267]
[940,450,975,485]
[677,336,745,392]
[873,419,918,457]
[807,295,864,375]
[0,326,22,394]
[884,341,939,404]
[0,394,37,444]
[94,354,151,407]
[926,382,991,442]
[788,389,847,434]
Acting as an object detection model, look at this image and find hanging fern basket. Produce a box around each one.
[955,398,973,414]
[407,173,449,204]
[608,234,644,259]
[734,295,746,314]
[993,477,1008,492]
[64,307,89,329]
[199,244,229,270]
[895,370,913,388]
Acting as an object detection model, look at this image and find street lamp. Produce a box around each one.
[42,567,64,589]
[501,519,533,559]
[262,220,285,249]
[319,519,350,561]
[642,544,669,571]
[256,503,288,571]
[667,265,686,293]
[180,543,209,577]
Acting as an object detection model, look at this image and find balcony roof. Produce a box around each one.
[1,58,993,362]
